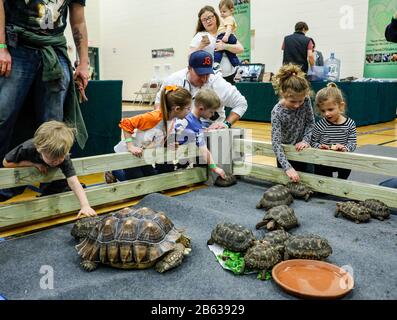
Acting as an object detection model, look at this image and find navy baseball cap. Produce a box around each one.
[189,50,214,75]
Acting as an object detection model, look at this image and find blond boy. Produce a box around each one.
[1,121,96,219]
[176,88,226,179]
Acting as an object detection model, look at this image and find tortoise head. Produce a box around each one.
[71,216,101,240]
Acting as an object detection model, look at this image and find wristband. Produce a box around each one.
[0,44,7,49]
[124,138,133,143]
[224,121,232,128]
[209,164,217,170]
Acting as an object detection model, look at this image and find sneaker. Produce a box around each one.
[213,63,222,73]
[104,171,117,184]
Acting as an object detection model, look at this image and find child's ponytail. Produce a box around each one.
[159,85,192,134]
[316,82,345,109]
[272,63,311,97]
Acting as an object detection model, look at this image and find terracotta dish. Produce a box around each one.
[272,260,354,299]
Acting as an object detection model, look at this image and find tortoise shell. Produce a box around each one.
[335,201,371,223]
[284,234,333,260]
[75,207,184,270]
[261,230,291,254]
[214,174,237,187]
[360,199,390,221]
[256,205,299,231]
[285,182,314,201]
[244,241,282,278]
[256,185,293,210]
[207,223,255,252]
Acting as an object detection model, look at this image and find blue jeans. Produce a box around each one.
[112,165,157,181]
[0,45,70,201]
[379,178,397,189]
[214,33,240,67]
[0,45,70,163]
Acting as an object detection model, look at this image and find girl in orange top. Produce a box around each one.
[106,86,192,182]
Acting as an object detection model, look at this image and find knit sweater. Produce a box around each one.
[271,97,315,170]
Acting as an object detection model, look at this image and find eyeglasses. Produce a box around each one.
[201,14,215,23]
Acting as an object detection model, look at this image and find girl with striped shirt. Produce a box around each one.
[311,82,357,179]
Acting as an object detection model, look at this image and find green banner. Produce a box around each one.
[364,0,397,78]
[234,0,251,63]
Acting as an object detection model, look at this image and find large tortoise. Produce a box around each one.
[285,182,314,202]
[261,230,291,255]
[256,205,299,231]
[360,199,390,221]
[207,223,255,252]
[256,185,293,210]
[72,207,191,273]
[243,240,282,280]
[335,201,371,224]
[284,234,333,260]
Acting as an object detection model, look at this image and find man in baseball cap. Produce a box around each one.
[155,49,247,130]
[188,50,214,75]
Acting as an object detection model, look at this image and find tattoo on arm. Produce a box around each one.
[72,27,83,52]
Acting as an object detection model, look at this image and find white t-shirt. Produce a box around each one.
[190,32,237,77]
[154,68,247,122]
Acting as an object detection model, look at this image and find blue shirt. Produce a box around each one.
[176,113,206,147]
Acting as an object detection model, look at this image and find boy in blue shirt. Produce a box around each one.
[176,88,226,179]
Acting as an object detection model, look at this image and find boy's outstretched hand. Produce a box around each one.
[77,206,97,219]
[213,167,226,180]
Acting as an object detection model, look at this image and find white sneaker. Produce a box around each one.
[213,63,222,74]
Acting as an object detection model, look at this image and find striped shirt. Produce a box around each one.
[271,97,315,170]
[311,117,357,152]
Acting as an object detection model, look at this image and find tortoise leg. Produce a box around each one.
[334,209,340,218]
[259,269,268,281]
[355,220,360,224]
[81,260,99,272]
[207,237,214,245]
[255,221,267,230]
[304,194,310,202]
[256,201,263,209]
[155,244,185,273]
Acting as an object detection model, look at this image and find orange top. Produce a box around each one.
[119,109,163,133]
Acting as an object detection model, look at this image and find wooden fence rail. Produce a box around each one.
[233,138,397,208]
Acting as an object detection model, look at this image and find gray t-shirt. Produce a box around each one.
[271,97,315,170]
[5,139,76,178]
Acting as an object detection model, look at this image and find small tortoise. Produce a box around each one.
[284,234,333,260]
[261,230,291,255]
[256,185,293,210]
[72,207,191,273]
[285,182,314,202]
[214,174,237,187]
[256,205,299,231]
[243,240,282,280]
[335,201,371,224]
[207,223,255,252]
[360,199,390,221]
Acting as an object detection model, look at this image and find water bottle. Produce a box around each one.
[325,53,341,81]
